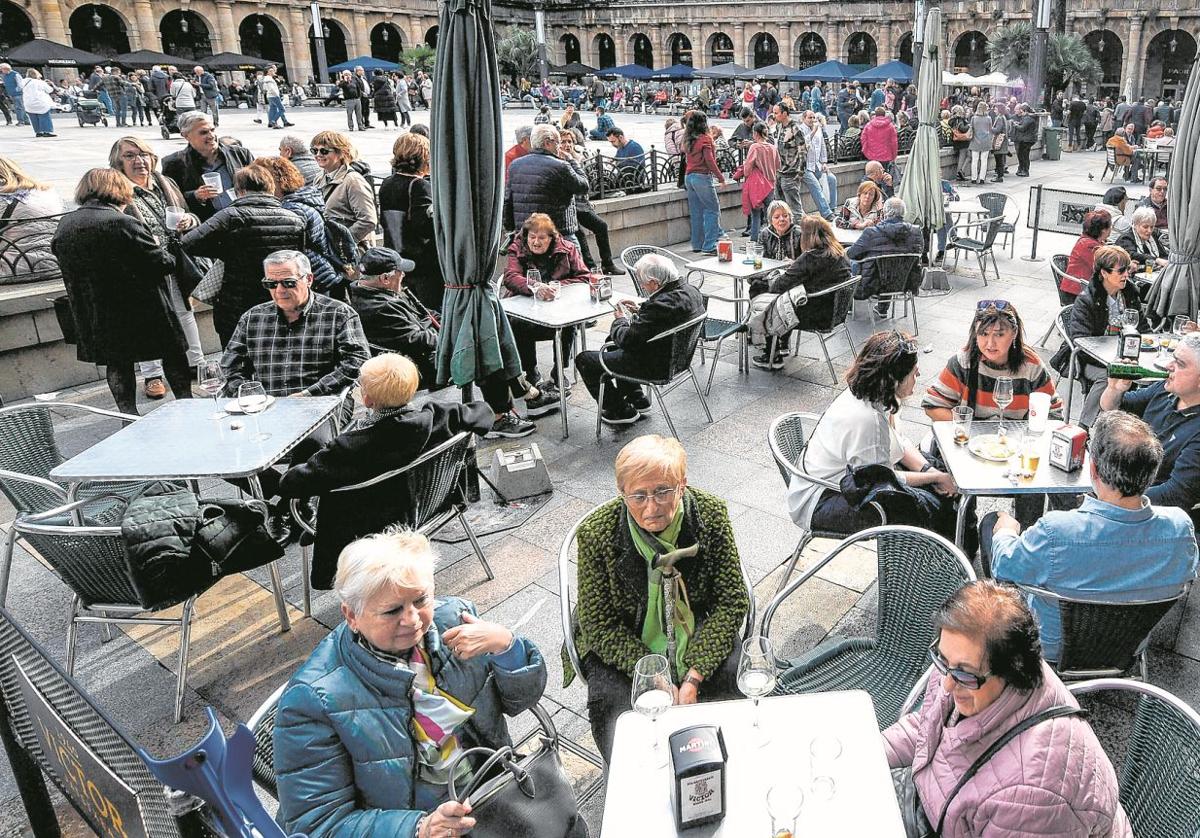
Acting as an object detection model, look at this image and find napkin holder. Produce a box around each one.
[669,724,727,831]
[1049,424,1087,472]
[590,276,613,303]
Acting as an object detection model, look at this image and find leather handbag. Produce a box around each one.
[446,706,580,838]
[191,499,283,579]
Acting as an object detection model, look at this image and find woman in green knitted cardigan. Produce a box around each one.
[563,434,749,762]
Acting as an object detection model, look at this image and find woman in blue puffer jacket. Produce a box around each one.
[257,156,344,296]
[274,530,580,838]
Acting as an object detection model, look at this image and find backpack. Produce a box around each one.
[323,217,359,271]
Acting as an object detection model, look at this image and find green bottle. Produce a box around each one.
[1107,362,1169,380]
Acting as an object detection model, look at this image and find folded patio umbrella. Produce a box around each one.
[328,55,401,73]
[853,60,915,84]
[649,64,695,81]
[693,63,748,80]
[1145,54,1200,322]
[205,51,276,72]
[431,0,522,388]
[113,49,193,69]
[790,59,857,82]
[1,38,108,68]
[742,62,799,81]
[549,61,597,77]
[897,8,945,259]
[595,63,652,80]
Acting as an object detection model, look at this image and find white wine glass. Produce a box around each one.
[631,653,675,769]
[809,734,843,800]
[237,381,271,442]
[737,635,778,749]
[993,376,1014,438]
[197,359,225,419]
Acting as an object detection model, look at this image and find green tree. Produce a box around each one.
[496,27,539,84]
[987,23,1102,103]
[400,45,435,74]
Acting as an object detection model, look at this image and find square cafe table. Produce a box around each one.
[50,395,344,631]
[500,283,637,439]
[687,254,790,371]
[601,690,905,836]
[1068,335,1169,418]
[932,419,1092,548]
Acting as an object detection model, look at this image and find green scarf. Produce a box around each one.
[628,504,695,681]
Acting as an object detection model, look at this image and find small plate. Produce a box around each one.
[224,395,276,414]
[967,433,1017,463]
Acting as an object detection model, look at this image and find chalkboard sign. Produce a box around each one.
[13,657,150,838]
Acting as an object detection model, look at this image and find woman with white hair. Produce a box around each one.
[275,529,581,838]
[564,434,748,762]
[1115,205,1168,272]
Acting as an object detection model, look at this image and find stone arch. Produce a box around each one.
[793,31,826,68]
[952,30,988,74]
[68,4,131,56]
[370,22,402,62]
[846,31,876,66]
[559,32,581,65]
[160,9,213,60]
[0,0,34,51]
[749,31,778,68]
[1082,29,1122,98]
[707,31,734,66]
[424,25,437,49]
[1144,28,1196,101]
[630,31,653,68]
[897,31,914,66]
[311,16,349,73]
[239,13,286,68]
[593,32,615,69]
[667,32,692,66]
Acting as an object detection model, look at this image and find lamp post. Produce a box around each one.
[1026,0,1051,108]
[310,1,328,84]
[534,3,548,83]
[912,0,926,86]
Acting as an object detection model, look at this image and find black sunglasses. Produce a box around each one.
[888,330,918,356]
[310,146,333,156]
[929,641,991,690]
[261,278,300,290]
[976,299,1012,312]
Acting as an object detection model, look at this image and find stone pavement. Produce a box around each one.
[2,112,1197,835]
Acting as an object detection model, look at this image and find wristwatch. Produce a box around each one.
[683,673,703,688]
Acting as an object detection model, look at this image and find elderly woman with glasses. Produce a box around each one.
[564,434,748,763]
[1115,205,1168,272]
[883,580,1130,838]
[788,330,960,541]
[274,530,585,838]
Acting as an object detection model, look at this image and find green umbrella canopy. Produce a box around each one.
[431,0,522,387]
[898,7,945,237]
[1146,53,1200,321]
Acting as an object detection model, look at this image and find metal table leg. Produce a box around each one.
[954,496,969,549]
[734,275,747,373]
[554,328,569,439]
[247,474,292,633]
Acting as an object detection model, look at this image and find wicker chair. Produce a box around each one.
[1069,679,1200,838]
[595,312,712,440]
[1013,582,1191,681]
[945,214,1002,284]
[291,431,491,617]
[976,191,1020,258]
[855,253,922,333]
[761,525,976,728]
[12,494,227,723]
[767,412,887,595]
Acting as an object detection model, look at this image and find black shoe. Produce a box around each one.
[627,392,652,413]
[266,512,295,548]
[1016,171,1029,177]
[600,261,627,275]
[486,412,536,438]
[270,124,282,129]
[601,405,639,426]
[253,118,262,123]
[283,121,296,127]
[524,389,561,417]
[752,351,785,370]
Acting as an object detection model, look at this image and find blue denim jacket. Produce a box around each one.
[991,496,1197,661]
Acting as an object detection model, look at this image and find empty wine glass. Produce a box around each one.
[237,381,271,441]
[809,735,843,800]
[993,376,1014,438]
[197,359,225,419]
[631,653,675,769]
[767,783,804,837]
[737,635,778,749]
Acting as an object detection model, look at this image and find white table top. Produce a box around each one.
[600,691,905,837]
[500,283,634,329]
[686,255,790,280]
[50,396,342,481]
[1075,335,1171,369]
[933,419,1091,496]
[945,200,987,216]
[835,226,864,246]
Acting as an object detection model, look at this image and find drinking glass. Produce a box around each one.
[993,376,1014,438]
[809,735,843,800]
[1020,434,1041,480]
[737,636,778,749]
[631,653,675,769]
[766,783,804,838]
[743,239,756,265]
[237,381,271,441]
[547,280,562,300]
[1173,315,1190,344]
[197,360,225,419]
[527,268,543,308]
[951,405,973,446]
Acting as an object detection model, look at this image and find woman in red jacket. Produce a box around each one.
[682,110,727,253]
[502,212,592,415]
[1062,210,1111,299]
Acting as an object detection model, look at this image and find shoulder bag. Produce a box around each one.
[446,705,581,838]
[191,499,284,578]
[893,704,1088,837]
[382,176,416,253]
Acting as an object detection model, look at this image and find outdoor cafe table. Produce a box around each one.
[932,419,1092,549]
[48,395,345,631]
[601,690,905,836]
[1068,334,1169,418]
[500,283,637,439]
[686,254,790,372]
[834,226,864,248]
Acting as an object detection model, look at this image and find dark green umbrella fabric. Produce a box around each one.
[205,51,275,72]
[2,39,107,68]
[114,49,192,69]
[1146,54,1200,321]
[898,7,945,239]
[431,0,522,387]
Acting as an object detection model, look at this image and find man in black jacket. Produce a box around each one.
[503,124,590,247]
[845,197,924,304]
[279,352,493,588]
[576,254,705,425]
[1012,103,1039,177]
[162,111,254,221]
[348,247,439,387]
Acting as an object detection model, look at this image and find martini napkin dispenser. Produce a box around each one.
[669,724,728,830]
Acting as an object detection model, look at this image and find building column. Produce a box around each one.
[733,22,746,65]
[822,20,839,62]
[1125,15,1145,99]
[37,0,68,41]
[288,6,315,84]
[351,11,368,58]
[613,26,627,65]
[878,21,892,61]
[690,25,704,68]
[778,23,793,65]
[650,23,662,67]
[214,1,238,53]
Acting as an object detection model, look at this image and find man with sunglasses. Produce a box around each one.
[982,411,1196,663]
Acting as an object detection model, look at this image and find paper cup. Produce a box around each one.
[1028,392,1051,434]
[201,173,222,191]
[164,207,184,230]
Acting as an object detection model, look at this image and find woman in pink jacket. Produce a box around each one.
[883,581,1131,838]
[733,122,778,240]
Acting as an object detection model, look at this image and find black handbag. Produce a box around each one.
[891,705,1088,837]
[191,499,283,578]
[446,707,581,838]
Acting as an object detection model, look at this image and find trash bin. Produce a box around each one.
[1042,127,1063,161]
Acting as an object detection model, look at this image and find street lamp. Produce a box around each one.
[1026,0,1051,108]
[256,18,264,37]
[534,3,548,83]
[310,2,329,84]
[92,7,102,29]
[912,0,926,85]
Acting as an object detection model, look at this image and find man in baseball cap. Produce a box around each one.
[349,247,433,384]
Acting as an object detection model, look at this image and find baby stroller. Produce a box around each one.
[75,91,108,127]
[159,95,179,139]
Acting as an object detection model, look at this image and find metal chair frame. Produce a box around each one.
[766,412,887,596]
[1012,581,1192,681]
[618,245,706,291]
[696,290,753,394]
[766,275,862,384]
[855,254,923,333]
[1053,304,1084,421]
[946,214,1003,284]
[1101,146,1121,182]
[976,191,1021,259]
[290,431,492,617]
[1037,255,1074,346]
[595,312,712,440]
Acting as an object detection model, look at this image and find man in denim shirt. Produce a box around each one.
[1096,333,1200,528]
[982,411,1197,662]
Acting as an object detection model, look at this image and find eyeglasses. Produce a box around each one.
[261,278,301,289]
[119,151,153,160]
[621,486,681,507]
[310,147,333,156]
[929,642,991,690]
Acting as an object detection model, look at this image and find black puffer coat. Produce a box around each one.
[282,185,342,294]
[502,148,589,235]
[372,75,397,116]
[181,193,305,342]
